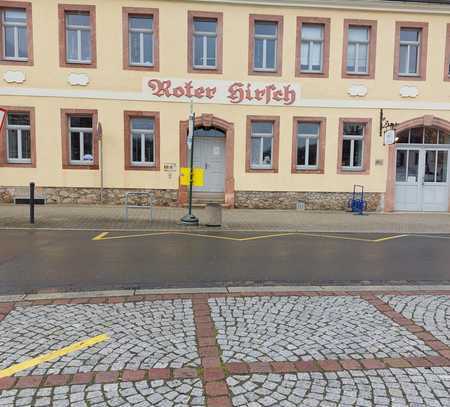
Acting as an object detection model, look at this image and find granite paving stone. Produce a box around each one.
[0,379,205,406]
[227,368,450,406]
[0,300,199,376]
[209,296,437,362]
[380,295,450,347]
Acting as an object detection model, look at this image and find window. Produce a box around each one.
[394,22,428,80]
[300,24,323,73]
[296,17,330,78]
[65,12,91,64]
[341,123,365,170]
[188,11,222,73]
[59,5,96,68]
[6,112,30,163]
[249,15,283,75]
[396,127,450,145]
[123,8,159,71]
[124,111,160,171]
[129,15,153,66]
[0,3,32,65]
[131,117,155,166]
[297,122,320,169]
[399,28,420,76]
[251,121,273,168]
[193,18,217,68]
[2,8,27,60]
[347,27,369,74]
[68,116,93,164]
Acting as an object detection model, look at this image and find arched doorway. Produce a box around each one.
[386,115,450,212]
[178,114,235,207]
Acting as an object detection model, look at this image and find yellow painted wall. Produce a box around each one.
[2,0,450,193]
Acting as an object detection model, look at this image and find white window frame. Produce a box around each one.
[297,123,320,169]
[65,12,91,64]
[253,21,277,72]
[347,26,369,74]
[2,8,27,61]
[300,24,323,73]
[6,113,31,163]
[342,124,365,170]
[68,117,93,165]
[192,18,217,69]
[130,119,155,167]
[251,122,274,169]
[128,15,154,67]
[399,28,420,76]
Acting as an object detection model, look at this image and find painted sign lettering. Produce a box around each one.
[143,78,300,107]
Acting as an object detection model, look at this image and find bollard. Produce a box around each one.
[30,182,35,224]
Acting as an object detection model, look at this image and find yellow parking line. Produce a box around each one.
[92,231,173,241]
[0,334,109,378]
[92,232,109,240]
[372,234,409,243]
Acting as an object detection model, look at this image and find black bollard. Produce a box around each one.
[30,182,35,224]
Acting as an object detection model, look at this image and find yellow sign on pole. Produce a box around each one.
[180,167,204,187]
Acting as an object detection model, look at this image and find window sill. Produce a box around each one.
[292,167,324,174]
[0,161,35,168]
[249,69,281,77]
[125,63,159,72]
[338,167,369,175]
[125,164,159,171]
[394,74,424,81]
[247,167,278,173]
[295,70,328,78]
[188,66,222,74]
[63,163,99,170]
[0,58,33,66]
[61,61,97,69]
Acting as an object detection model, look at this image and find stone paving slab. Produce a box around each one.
[227,367,450,407]
[2,204,450,233]
[381,295,450,348]
[210,296,437,363]
[0,378,205,406]
[0,300,200,376]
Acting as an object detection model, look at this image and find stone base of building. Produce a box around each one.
[1,187,384,211]
[235,191,384,211]
[0,186,179,206]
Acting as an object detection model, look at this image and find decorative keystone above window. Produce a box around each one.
[3,70,26,83]
[347,84,368,97]
[68,73,90,86]
[399,85,419,98]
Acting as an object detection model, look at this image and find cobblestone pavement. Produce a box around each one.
[210,296,436,362]
[227,368,450,407]
[0,300,199,376]
[2,204,450,232]
[0,378,205,406]
[381,295,450,347]
[1,290,450,406]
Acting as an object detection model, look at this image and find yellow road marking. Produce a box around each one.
[0,334,109,378]
[92,230,408,243]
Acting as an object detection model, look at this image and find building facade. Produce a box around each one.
[1,0,450,211]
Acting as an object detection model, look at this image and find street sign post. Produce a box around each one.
[97,122,104,203]
[180,101,199,225]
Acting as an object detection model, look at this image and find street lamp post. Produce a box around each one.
[180,102,199,225]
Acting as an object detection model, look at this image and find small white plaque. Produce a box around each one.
[384,129,396,145]
[213,146,221,156]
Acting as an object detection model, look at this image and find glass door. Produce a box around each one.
[395,149,421,211]
[422,149,449,211]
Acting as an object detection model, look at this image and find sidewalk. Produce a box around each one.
[1,204,450,233]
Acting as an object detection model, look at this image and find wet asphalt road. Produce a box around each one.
[0,230,449,294]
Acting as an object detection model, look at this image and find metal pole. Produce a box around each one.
[29,182,35,224]
[180,101,199,225]
[100,138,104,204]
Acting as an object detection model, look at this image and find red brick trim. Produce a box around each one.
[0,105,36,168]
[444,24,450,81]
[187,10,223,74]
[0,1,33,66]
[58,4,97,69]
[123,110,160,171]
[393,21,428,81]
[60,108,99,170]
[291,116,326,174]
[246,115,280,173]
[337,117,372,175]
[295,17,330,78]
[0,302,13,322]
[122,7,159,72]
[248,14,283,76]
[342,19,377,79]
